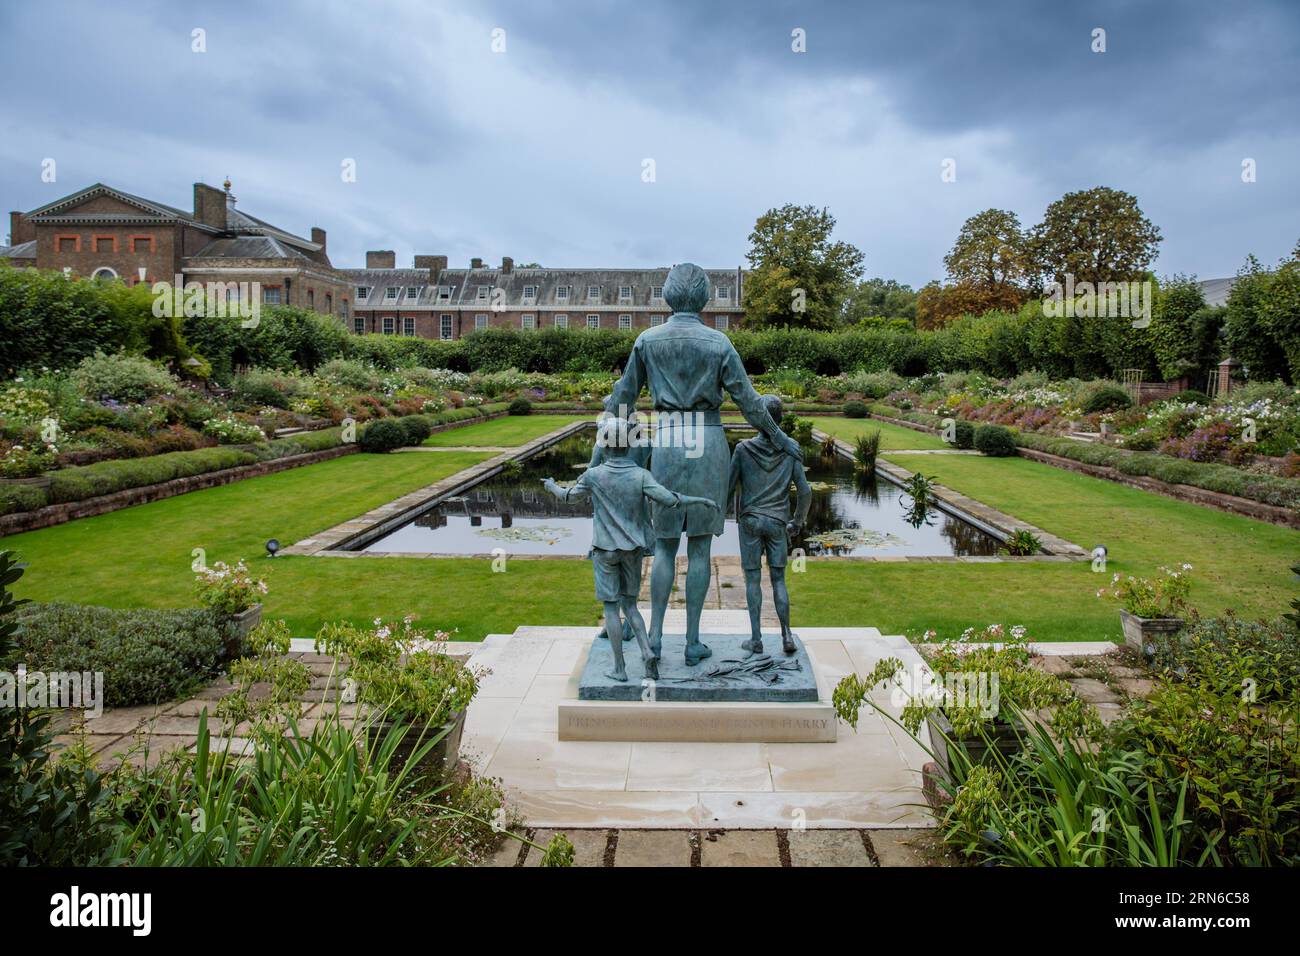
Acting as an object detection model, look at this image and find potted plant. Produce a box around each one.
[1096,564,1192,654]
[833,624,1101,782]
[194,559,268,655]
[316,617,480,777]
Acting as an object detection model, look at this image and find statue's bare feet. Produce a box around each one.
[684,640,712,665]
[643,656,659,681]
[741,637,764,655]
[605,667,628,682]
[782,632,796,655]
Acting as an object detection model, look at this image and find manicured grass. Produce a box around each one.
[4,449,602,638]
[808,416,951,451]
[720,414,949,450]
[421,414,586,447]
[790,452,1300,642]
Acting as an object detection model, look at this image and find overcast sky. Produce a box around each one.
[2,0,1297,286]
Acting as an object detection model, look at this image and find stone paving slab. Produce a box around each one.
[614,829,693,867]
[788,828,872,867]
[700,829,781,867]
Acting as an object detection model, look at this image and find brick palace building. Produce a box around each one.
[2,181,352,322]
[3,182,748,339]
[345,253,746,339]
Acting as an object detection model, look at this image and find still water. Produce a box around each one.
[360,431,1000,558]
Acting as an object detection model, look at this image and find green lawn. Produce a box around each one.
[790,452,1300,642]
[4,449,599,638]
[6,418,1295,646]
[721,414,949,450]
[421,414,586,447]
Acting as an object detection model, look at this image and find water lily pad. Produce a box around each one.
[804,528,905,550]
[475,525,575,544]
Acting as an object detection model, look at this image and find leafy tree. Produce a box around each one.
[944,208,1031,294]
[1148,275,1219,381]
[1225,255,1294,383]
[845,278,917,324]
[1030,187,1162,287]
[742,204,864,330]
[914,279,1026,329]
[1259,259,1300,382]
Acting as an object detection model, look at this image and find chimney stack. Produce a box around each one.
[501,256,513,275]
[193,183,228,231]
[365,250,396,269]
[311,227,327,252]
[9,211,34,245]
[413,254,448,283]
[471,257,483,269]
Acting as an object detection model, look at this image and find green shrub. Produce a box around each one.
[398,415,432,446]
[13,603,234,707]
[1082,386,1133,414]
[853,430,881,471]
[1170,389,1212,406]
[0,552,117,866]
[0,482,49,515]
[360,418,409,453]
[316,358,383,391]
[232,368,306,409]
[47,446,256,503]
[508,397,532,416]
[973,424,1017,457]
[843,400,869,418]
[71,351,177,402]
[953,420,975,449]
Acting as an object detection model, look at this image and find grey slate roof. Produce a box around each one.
[0,240,36,260]
[1198,277,1237,308]
[342,265,745,311]
[190,235,315,261]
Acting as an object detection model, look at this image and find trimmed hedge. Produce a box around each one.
[974,424,1018,457]
[843,400,869,418]
[0,404,509,517]
[508,397,533,415]
[359,419,408,453]
[13,603,235,707]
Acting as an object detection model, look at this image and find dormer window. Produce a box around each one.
[437,285,453,300]
[356,287,370,301]
[522,285,537,300]
[718,287,731,301]
[651,286,663,300]
[587,285,600,301]
[556,285,570,301]
[405,287,420,300]
[618,286,632,301]
[384,287,398,300]
[476,285,490,300]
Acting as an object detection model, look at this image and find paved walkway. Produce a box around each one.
[488,826,945,867]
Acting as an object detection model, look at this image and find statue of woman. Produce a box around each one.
[607,262,801,665]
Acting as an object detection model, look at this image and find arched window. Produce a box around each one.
[91,267,118,281]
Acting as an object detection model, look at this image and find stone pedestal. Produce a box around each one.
[562,631,835,743]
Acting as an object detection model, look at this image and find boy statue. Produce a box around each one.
[726,394,811,656]
[544,418,718,682]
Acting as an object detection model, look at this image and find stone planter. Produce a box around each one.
[366,709,466,779]
[227,602,263,656]
[926,708,1024,781]
[1118,609,1184,655]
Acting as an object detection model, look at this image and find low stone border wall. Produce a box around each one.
[862,411,1299,530]
[1015,446,1300,529]
[0,445,358,536]
[285,419,593,555]
[813,428,1090,562]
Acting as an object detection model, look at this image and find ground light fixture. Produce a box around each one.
[265,538,281,558]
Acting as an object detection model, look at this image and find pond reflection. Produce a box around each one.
[361,430,1001,557]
